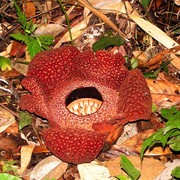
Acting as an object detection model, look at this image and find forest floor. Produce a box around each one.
[0,0,180,180]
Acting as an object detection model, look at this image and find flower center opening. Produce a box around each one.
[66,87,103,116]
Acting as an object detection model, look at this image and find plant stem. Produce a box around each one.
[57,0,74,45]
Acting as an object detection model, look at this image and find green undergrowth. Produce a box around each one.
[0,56,12,71]
[10,0,54,59]
[117,106,180,179]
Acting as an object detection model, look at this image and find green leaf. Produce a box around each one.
[168,135,180,151]
[36,35,54,50]
[140,106,180,158]
[2,160,17,174]
[171,166,180,178]
[12,0,27,30]
[169,130,180,138]
[0,173,22,180]
[160,61,170,73]
[25,20,33,32]
[163,124,180,134]
[92,33,124,52]
[120,155,141,180]
[26,36,43,59]
[140,0,152,8]
[152,103,158,112]
[25,21,37,35]
[143,71,157,79]
[130,58,139,69]
[161,106,178,120]
[11,2,53,59]
[10,33,40,59]
[161,106,180,123]
[172,28,180,35]
[12,0,35,34]
[10,33,28,42]
[10,33,53,59]
[11,34,41,58]
[0,56,12,71]
[10,33,41,59]
[116,174,130,180]
[140,129,163,159]
[143,60,170,79]
[19,111,32,130]
[161,129,177,147]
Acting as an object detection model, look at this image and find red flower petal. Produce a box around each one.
[42,128,108,164]
[75,49,128,89]
[27,46,80,95]
[117,69,152,124]
[20,77,50,119]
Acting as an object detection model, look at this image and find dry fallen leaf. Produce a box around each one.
[29,155,68,180]
[121,129,171,156]
[34,24,65,37]
[147,74,180,109]
[155,159,180,180]
[129,14,179,50]
[133,46,180,70]
[4,121,19,135]
[12,62,28,76]
[78,161,111,180]
[54,14,92,48]
[23,1,36,22]
[33,144,49,154]
[129,12,180,70]
[148,46,180,70]
[56,5,76,24]
[0,135,18,153]
[20,144,35,176]
[116,123,138,145]
[0,42,13,57]
[83,0,138,39]
[133,48,171,70]
[105,156,165,180]
[174,0,180,6]
[77,0,124,37]
[42,0,52,22]
[170,53,180,70]
[10,41,26,57]
[0,106,16,133]
[105,129,170,159]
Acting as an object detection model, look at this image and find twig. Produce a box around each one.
[3,6,61,37]
[0,103,19,118]
[77,0,127,40]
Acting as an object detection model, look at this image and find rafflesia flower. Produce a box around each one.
[20,46,152,164]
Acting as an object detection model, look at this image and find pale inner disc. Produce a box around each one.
[67,98,102,116]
